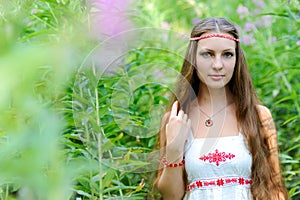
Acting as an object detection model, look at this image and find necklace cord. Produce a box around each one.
[198,102,234,118]
[198,102,234,127]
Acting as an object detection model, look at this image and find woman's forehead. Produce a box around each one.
[197,37,236,51]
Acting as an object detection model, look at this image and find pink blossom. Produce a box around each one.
[256,16,272,28]
[252,9,261,15]
[237,5,249,15]
[90,0,134,39]
[244,22,256,32]
[297,41,300,46]
[192,18,200,25]
[157,72,163,78]
[267,36,277,44]
[154,69,163,78]
[237,5,249,19]
[241,33,256,45]
[253,0,266,8]
[161,21,170,29]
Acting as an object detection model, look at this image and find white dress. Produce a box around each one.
[183,132,253,200]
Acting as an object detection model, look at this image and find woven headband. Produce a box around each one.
[190,33,239,42]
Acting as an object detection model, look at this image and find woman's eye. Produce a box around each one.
[201,52,211,57]
[224,52,234,58]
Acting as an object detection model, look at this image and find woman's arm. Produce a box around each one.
[157,161,186,199]
[156,101,191,200]
[257,105,289,200]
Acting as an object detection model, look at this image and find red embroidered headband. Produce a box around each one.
[190,33,239,42]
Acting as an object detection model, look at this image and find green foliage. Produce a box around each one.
[0,0,299,199]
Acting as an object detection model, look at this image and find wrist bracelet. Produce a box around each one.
[162,156,185,168]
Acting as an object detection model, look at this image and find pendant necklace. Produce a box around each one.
[198,102,233,127]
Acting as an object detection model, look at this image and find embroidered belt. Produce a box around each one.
[187,177,252,192]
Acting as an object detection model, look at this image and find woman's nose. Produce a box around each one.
[212,55,223,70]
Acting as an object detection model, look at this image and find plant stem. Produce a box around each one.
[93,64,103,200]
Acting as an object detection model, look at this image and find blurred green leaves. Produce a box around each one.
[0,0,87,199]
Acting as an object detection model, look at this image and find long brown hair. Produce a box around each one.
[156,18,288,199]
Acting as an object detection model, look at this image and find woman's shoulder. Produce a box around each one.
[255,105,276,138]
[255,104,273,120]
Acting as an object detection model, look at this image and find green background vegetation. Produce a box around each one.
[0,0,299,199]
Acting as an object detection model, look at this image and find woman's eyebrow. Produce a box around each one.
[223,48,235,51]
[197,47,213,51]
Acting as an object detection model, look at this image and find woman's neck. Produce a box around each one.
[197,85,234,110]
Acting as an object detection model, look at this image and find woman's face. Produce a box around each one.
[195,32,236,89]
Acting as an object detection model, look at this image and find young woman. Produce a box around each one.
[155,18,288,200]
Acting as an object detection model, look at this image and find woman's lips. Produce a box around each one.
[209,75,224,80]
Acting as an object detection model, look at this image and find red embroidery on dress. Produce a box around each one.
[196,180,202,187]
[199,149,235,166]
[239,177,245,185]
[187,177,252,192]
[217,178,224,186]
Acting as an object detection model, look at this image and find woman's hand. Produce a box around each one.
[165,101,191,162]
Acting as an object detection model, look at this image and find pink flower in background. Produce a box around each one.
[253,0,266,8]
[90,0,134,39]
[161,21,170,29]
[237,5,249,19]
[244,22,256,32]
[297,41,300,46]
[237,5,249,14]
[153,69,163,78]
[267,36,277,44]
[87,0,136,72]
[241,33,256,45]
[256,15,272,28]
[252,8,261,15]
[192,18,201,25]
[157,72,163,78]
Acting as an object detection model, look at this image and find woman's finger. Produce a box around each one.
[170,101,178,119]
[183,113,188,122]
[178,110,184,119]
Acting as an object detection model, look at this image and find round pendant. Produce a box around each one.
[205,119,213,127]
